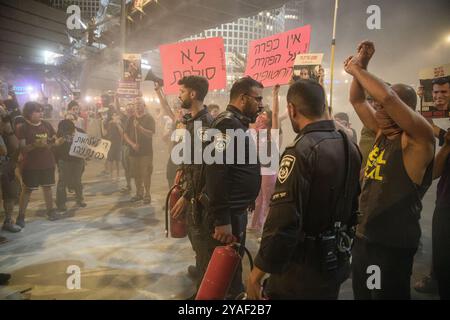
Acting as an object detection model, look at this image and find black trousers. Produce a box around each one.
[263,239,349,300]
[186,204,204,286]
[56,160,84,208]
[432,205,450,300]
[198,212,247,299]
[352,237,417,300]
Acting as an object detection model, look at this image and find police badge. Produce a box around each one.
[196,127,209,142]
[278,154,296,184]
[214,133,231,153]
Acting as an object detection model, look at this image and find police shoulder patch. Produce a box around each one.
[278,154,296,184]
[214,133,231,152]
[196,127,209,142]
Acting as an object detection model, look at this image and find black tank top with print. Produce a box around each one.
[357,134,433,249]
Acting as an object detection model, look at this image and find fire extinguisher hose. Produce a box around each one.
[232,243,254,271]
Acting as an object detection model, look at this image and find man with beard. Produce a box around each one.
[345,41,435,299]
[170,76,213,284]
[123,99,155,204]
[200,77,263,299]
[246,80,362,300]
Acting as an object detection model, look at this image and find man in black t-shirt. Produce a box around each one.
[123,99,155,204]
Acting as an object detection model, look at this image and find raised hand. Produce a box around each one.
[356,40,375,70]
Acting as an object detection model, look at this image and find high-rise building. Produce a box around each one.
[186,7,285,85]
[284,0,305,31]
[51,0,100,20]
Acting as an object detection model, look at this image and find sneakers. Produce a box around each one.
[143,195,151,204]
[16,216,25,229]
[120,186,131,194]
[130,195,143,202]
[47,210,62,221]
[75,201,87,208]
[187,265,199,279]
[414,275,438,294]
[2,223,22,233]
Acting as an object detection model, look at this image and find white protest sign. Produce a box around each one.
[69,131,111,160]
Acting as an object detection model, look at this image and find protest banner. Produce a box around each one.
[159,37,226,94]
[123,54,142,82]
[69,131,111,160]
[293,53,323,82]
[245,25,311,87]
[419,63,450,119]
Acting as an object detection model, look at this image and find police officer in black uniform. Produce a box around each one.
[246,80,362,300]
[200,77,264,298]
[170,76,213,285]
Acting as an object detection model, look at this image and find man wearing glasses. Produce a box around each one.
[200,76,264,299]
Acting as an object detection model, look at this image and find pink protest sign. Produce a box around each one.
[159,37,226,94]
[245,25,312,87]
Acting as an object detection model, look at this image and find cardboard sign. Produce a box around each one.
[419,63,450,119]
[69,131,111,160]
[245,25,311,87]
[123,54,142,82]
[159,37,226,94]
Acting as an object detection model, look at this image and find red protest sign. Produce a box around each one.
[159,37,226,94]
[245,25,311,87]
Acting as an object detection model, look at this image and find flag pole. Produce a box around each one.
[329,0,339,113]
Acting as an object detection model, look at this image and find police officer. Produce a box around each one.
[170,76,213,284]
[246,80,361,300]
[200,76,264,298]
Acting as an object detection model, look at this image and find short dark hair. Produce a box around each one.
[432,76,450,87]
[334,112,349,123]
[178,76,209,101]
[3,99,20,113]
[68,100,79,111]
[287,80,326,118]
[57,119,75,136]
[229,76,264,101]
[22,101,42,120]
[207,104,220,112]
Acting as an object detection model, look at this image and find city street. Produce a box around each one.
[0,137,440,300]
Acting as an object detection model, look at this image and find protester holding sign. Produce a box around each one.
[54,119,87,211]
[16,102,62,226]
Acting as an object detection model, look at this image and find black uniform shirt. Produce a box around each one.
[182,106,213,200]
[254,120,361,274]
[205,105,261,227]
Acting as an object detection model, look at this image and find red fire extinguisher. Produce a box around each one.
[195,242,253,300]
[165,170,187,238]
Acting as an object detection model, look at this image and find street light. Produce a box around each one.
[446,34,450,43]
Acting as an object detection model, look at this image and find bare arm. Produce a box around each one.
[349,76,379,133]
[433,130,450,179]
[272,84,280,130]
[155,83,175,121]
[351,67,434,143]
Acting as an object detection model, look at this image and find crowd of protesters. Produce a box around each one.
[0,39,449,299]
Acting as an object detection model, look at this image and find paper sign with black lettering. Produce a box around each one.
[245,25,311,87]
[159,37,226,94]
[69,131,111,160]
